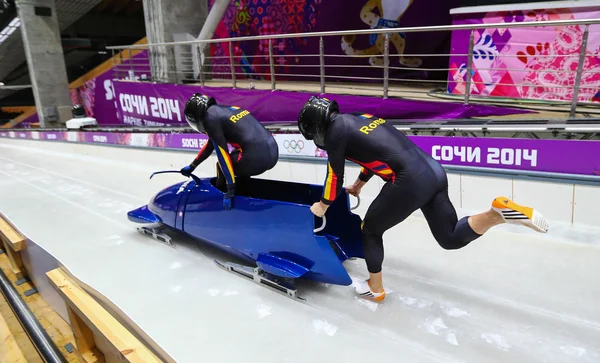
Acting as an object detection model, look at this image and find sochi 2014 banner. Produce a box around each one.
[2,130,600,176]
[111,80,530,127]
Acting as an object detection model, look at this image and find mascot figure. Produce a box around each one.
[341,0,422,68]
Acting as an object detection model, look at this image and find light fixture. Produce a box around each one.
[0,17,21,44]
[0,84,32,90]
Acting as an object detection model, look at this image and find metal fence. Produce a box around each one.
[107,17,600,119]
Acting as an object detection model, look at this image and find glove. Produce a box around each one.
[180,164,196,177]
[223,184,235,210]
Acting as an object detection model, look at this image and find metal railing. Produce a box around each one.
[107,18,600,120]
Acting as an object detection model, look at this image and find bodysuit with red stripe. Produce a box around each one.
[320,112,433,205]
[191,105,274,188]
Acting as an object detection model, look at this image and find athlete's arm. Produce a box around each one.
[191,139,215,167]
[344,166,373,195]
[320,127,347,206]
[204,120,236,189]
[358,167,374,182]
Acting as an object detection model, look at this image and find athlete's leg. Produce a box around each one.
[419,150,538,245]
[215,147,266,194]
[360,181,425,297]
[422,191,549,250]
[215,162,227,192]
[231,140,278,177]
[421,189,485,250]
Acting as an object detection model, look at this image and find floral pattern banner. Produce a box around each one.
[448,5,600,103]
[208,0,460,82]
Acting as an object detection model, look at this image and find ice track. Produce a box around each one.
[0,138,599,363]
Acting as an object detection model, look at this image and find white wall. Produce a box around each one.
[272,161,599,228]
[2,138,599,228]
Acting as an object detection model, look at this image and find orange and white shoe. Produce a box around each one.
[492,196,549,233]
[354,279,386,301]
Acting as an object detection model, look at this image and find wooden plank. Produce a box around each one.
[1,239,25,280]
[0,106,34,114]
[46,269,162,363]
[0,217,27,251]
[3,36,147,129]
[0,253,78,362]
[67,307,105,363]
[69,37,147,89]
[0,107,37,129]
[0,306,28,363]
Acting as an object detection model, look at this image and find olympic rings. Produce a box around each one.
[283,139,305,153]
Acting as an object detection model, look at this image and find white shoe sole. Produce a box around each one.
[496,208,549,233]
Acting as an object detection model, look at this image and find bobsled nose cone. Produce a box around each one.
[127,205,162,224]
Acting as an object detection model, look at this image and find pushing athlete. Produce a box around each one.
[298,96,549,301]
[181,94,279,209]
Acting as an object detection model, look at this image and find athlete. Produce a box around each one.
[181,93,279,210]
[298,96,549,302]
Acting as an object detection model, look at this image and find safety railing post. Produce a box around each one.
[118,51,124,80]
[198,45,205,86]
[464,29,475,105]
[570,24,589,118]
[111,49,115,79]
[383,32,390,99]
[269,38,276,90]
[229,41,236,88]
[319,36,325,93]
[129,47,134,79]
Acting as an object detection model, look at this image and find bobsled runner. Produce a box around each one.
[127,171,364,300]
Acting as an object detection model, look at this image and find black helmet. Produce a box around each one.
[297,96,339,148]
[184,93,216,132]
[71,104,86,118]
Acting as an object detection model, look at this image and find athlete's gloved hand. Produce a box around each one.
[223,185,235,210]
[180,164,196,177]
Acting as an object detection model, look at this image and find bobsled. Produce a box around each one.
[127,171,364,300]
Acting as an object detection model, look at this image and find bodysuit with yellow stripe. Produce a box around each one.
[320,111,427,205]
[191,105,278,192]
[320,112,482,274]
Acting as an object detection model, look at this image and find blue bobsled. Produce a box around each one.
[127,172,364,299]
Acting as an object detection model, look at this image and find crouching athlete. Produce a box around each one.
[181,94,278,209]
[298,96,549,301]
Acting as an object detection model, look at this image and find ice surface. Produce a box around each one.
[1,139,600,363]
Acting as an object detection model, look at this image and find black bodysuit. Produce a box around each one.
[320,113,481,273]
[192,105,278,187]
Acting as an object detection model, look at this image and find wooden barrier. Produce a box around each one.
[0,217,27,280]
[0,306,27,363]
[0,214,168,362]
[47,268,163,363]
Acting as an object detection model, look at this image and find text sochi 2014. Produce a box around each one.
[119,94,182,122]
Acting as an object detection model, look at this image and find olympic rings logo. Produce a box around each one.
[283,140,305,153]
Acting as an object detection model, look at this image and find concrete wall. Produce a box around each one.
[142,0,208,82]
